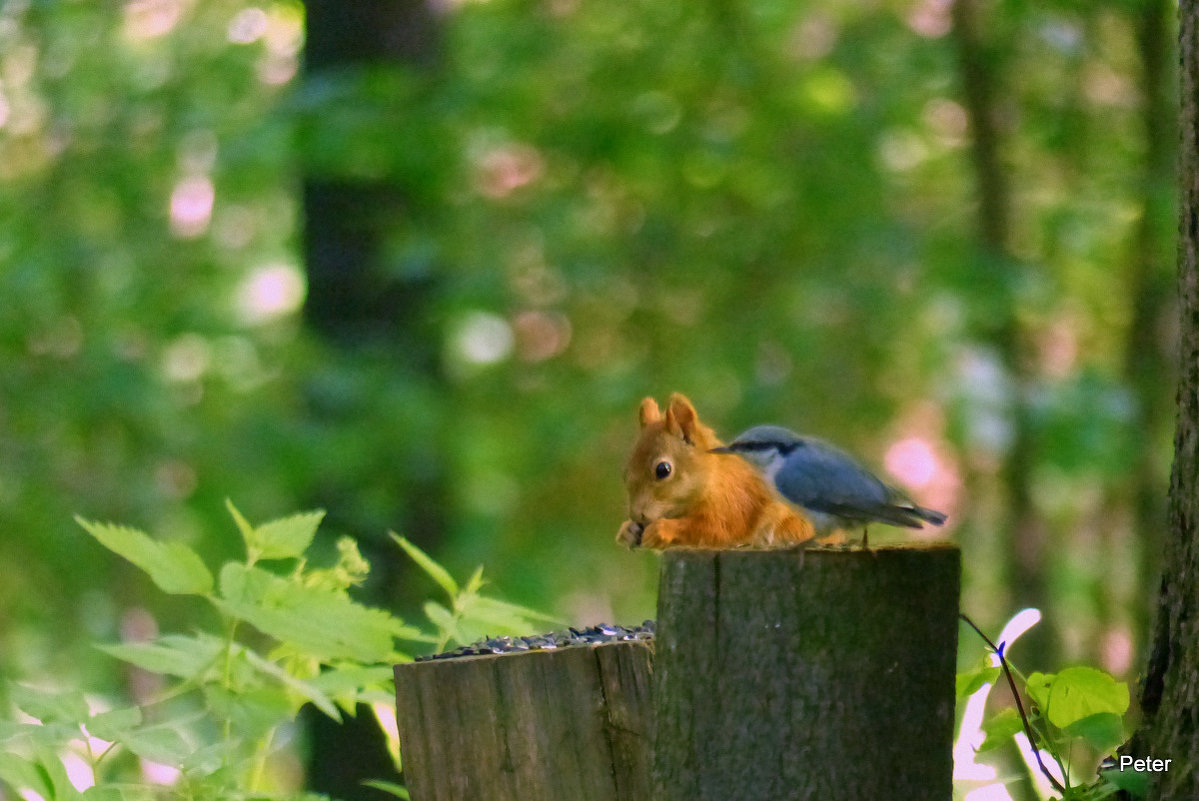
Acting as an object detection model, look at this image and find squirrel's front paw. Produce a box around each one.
[616,520,645,549]
[639,520,678,549]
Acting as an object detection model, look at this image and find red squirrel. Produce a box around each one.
[616,393,815,549]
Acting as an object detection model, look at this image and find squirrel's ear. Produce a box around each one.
[638,397,662,428]
[665,393,699,444]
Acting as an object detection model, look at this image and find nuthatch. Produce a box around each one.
[712,425,947,541]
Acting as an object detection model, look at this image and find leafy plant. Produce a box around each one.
[957,614,1139,800]
[391,533,559,654]
[0,503,550,800]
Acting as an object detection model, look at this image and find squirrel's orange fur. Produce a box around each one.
[616,393,815,549]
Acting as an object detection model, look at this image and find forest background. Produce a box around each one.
[0,0,1179,796]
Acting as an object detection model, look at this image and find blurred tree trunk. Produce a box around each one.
[300,2,444,799]
[1120,0,1176,665]
[301,0,442,359]
[1133,2,1199,798]
[950,0,1055,665]
[303,0,440,348]
[300,0,447,603]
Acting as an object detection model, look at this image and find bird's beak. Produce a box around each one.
[709,446,734,454]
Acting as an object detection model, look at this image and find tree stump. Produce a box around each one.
[653,543,960,801]
[394,640,653,801]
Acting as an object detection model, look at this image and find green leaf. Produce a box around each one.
[1099,763,1150,799]
[957,666,1001,698]
[86,706,143,741]
[77,518,213,595]
[363,779,411,798]
[217,563,405,662]
[0,753,52,798]
[1045,667,1129,729]
[203,684,291,743]
[979,707,1024,752]
[463,566,486,595]
[458,595,560,630]
[226,499,256,546]
[0,719,26,741]
[308,665,398,712]
[116,720,199,766]
[239,647,340,720]
[247,510,325,561]
[0,719,77,747]
[180,742,226,776]
[391,533,457,597]
[423,600,456,639]
[332,536,370,585]
[1026,671,1055,712]
[83,786,145,801]
[394,627,439,645]
[32,743,79,801]
[97,633,224,679]
[9,683,90,724]
[1062,712,1126,754]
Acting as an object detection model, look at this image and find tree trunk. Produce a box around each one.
[1122,0,1177,663]
[1134,3,1199,798]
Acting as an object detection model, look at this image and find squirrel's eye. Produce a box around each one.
[654,460,672,480]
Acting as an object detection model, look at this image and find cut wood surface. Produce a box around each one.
[394,640,653,801]
[653,543,961,801]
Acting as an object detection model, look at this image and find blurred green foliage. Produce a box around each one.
[0,0,1176,766]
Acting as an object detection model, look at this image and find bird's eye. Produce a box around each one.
[654,460,672,480]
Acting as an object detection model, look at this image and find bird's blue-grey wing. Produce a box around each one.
[773,439,889,510]
[773,438,934,526]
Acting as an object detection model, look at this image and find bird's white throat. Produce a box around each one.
[761,452,787,482]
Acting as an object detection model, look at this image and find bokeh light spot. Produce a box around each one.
[885,437,939,489]
[235,263,306,324]
[454,311,514,365]
[228,7,268,44]
[169,175,214,238]
[123,0,182,41]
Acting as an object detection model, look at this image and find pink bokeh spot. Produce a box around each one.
[885,436,938,489]
[170,175,214,238]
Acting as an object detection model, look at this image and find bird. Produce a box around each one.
[711,425,946,544]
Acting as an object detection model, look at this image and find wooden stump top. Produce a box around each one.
[395,639,653,801]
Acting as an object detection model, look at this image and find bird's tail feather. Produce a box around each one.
[872,504,947,529]
[896,504,947,528]
[914,506,947,526]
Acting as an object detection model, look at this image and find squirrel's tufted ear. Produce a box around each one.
[665,393,699,444]
[638,397,662,428]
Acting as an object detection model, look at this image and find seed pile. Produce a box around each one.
[416,620,656,662]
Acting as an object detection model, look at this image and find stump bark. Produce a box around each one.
[653,544,960,801]
[394,641,653,801]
